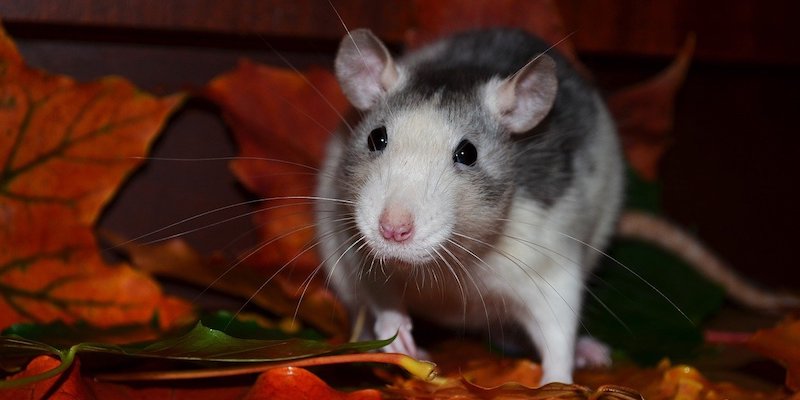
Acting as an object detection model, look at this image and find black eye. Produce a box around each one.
[453,139,477,166]
[367,126,388,152]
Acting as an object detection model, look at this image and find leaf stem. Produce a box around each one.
[0,346,77,389]
[95,353,438,383]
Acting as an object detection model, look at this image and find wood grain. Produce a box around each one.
[0,0,413,42]
[557,0,800,65]
[1,0,798,64]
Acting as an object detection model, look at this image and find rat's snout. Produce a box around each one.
[379,206,415,242]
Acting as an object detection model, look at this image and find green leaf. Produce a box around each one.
[584,239,725,364]
[0,321,393,388]
[2,320,160,348]
[622,167,663,213]
[583,168,725,364]
[120,323,389,362]
[199,311,324,341]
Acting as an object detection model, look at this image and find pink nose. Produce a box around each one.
[379,208,415,242]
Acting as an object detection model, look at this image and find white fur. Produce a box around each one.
[355,104,461,264]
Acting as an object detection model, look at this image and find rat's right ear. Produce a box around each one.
[335,29,400,110]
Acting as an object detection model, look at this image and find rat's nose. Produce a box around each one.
[379,208,415,242]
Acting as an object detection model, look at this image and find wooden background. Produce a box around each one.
[1,0,798,290]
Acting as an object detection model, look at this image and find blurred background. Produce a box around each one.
[1,0,798,291]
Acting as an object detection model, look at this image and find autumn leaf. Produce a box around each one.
[574,359,797,400]
[0,356,94,400]
[202,61,351,335]
[0,322,401,387]
[0,355,273,400]
[1,322,444,400]
[204,61,348,277]
[104,234,349,338]
[0,23,193,332]
[748,318,800,392]
[608,35,696,181]
[0,357,379,400]
[245,367,381,400]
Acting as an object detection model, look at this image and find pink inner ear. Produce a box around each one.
[495,77,518,116]
[380,58,399,92]
[493,56,558,133]
[334,29,398,110]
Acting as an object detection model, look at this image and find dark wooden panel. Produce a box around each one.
[3,0,799,65]
[557,0,800,65]
[586,55,800,289]
[0,0,413,42]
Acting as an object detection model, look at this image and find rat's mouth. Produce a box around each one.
[361,239,438,267]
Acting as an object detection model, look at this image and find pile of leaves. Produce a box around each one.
[1,1,799,399]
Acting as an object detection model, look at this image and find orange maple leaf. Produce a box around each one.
[110,236,349,337]
[204,61,349,276]
[748,318,800,392]
[0,23,193,332]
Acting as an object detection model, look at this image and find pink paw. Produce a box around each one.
[374,310,429,359]
[575,336,612,368]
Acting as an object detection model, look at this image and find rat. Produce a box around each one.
[315,27,622,384]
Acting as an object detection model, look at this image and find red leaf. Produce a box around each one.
[0,356,93,400]
[109,235,349,337]
[748,318,800,392]
[244,367,381,400]
[608,35,695,181]
[0,355,249,400]
[204,60,349,277]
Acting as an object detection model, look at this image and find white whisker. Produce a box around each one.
[498,217,692,323]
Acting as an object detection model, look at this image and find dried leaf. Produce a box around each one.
[388,376,643,399]
[0,354,248,400]
[0,23,193,332]
[106,234,349,338]
[429,339,542,388]
[0,322,396,388]
[204,60,348,274]
[244,367,381,400]
[0,356,93,400]
[575,360,794,400]
[608,35,695,181]
[0,358,377,400]
[748,318,800,392]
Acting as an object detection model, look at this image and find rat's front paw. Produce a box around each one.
[575,335,612,368]
[374,310,429,359]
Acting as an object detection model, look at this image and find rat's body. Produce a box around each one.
[315,29,624,384]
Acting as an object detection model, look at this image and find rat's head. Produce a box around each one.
[333,29,557,266]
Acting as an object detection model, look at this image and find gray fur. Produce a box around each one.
[400,29,599,207]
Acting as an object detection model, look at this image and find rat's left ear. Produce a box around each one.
[487,55,558,134]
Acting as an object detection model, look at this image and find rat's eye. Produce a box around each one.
[367,126,388,152]
[453,139,477,166]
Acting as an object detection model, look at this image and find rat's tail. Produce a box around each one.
[617,210,799,312]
